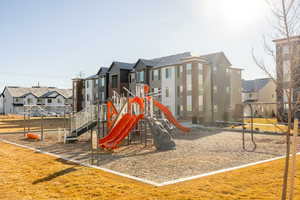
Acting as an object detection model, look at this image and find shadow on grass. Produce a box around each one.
[32,167,78,184]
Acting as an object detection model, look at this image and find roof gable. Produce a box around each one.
[108,61,135,72]
[242,78,271,93]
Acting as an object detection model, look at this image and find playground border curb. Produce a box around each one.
[0,138,297,187]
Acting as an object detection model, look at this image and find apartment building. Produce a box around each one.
[273,35,300,118]
[108,61,135,97]
[242,78,276,117]
[130,52,242,123]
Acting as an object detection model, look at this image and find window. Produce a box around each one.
[187,95,192,112]
[151,70,154,81]
[153,70,159,81]
[283,60,291,81]
[186,63,192,74]
[199,95,203,111]
[15,98,19,103]
[137,71,144,82]
[47,99,52,104]
[282,44,289,55]
[213,85,217,93]
[177,86,180,96]
[213,66,217,72]
[165,87,169,97]
[180,105,184,112]
[165,68,171,79]
[100,77,105,87]
[226,86,230,93]
[226,68,230,73]
[158,69,161,80]
[214,105,218,112]
[112,75,118,88]
[86,81,89,88]
[27,98,32,104]
[177,105,180,115]
[198,63,203,71]
[87,94,90,101]
[57,98,62,103]
[177,66,180,77]
[180,85,183,93]
[249,93,252,98]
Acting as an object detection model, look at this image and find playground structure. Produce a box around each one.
[66,84,190,155]
[23,105,71,141]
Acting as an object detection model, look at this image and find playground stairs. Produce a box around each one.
[66,105,97,142]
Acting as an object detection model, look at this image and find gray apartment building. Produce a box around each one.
[129,51,243,124]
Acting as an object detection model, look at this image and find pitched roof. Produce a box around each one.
[134,51,231,69]
[4,87,72,98]
[134,52,192,69]
[85,74,98,80]
[97,67,109,75]
[242,78,272,93]
[108,61,135,72]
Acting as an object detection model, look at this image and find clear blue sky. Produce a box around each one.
[0,0,274,91]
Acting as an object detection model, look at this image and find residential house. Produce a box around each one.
[129,51,242,123]
[108,61,135,97]
[0,86,72,115]
[273,35,300,118]
[242,78,276,117]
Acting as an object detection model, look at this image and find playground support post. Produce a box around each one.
[289,118,298,200]
[23,106,26,136]
[41,115,44,141]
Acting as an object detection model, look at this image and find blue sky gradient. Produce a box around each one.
[0,0,274,91]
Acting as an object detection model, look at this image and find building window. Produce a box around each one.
[177,105,180,115]
[165,68,171,79]
[112,75,118,88]
[226,68,230,73]
[27,98,32,104]
[87,94,90,101]
[213,66,217,72]
[177,86,180,96]
[137,71,144,82]
[158,69,161,80]
[57,98,62,103]
[100,77,105,87]
[151,71,154,81]
[198,63,203,71]
[187,95,192,112]
[153,70,159,81]
[226,86,230,93]
[165,87,169,97]
[199,95,203,111]
[186,63,192,74]
[177,66,180,77]
[180,105,184,112]
[282,44,289,55]
[213,85,217,93]
[214,105,218,112]
[47,99,52,104]
[86,81,89,88]
[283,60,291,81]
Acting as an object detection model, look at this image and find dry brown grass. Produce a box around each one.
[1,142,300,199]
[0,117,69,133]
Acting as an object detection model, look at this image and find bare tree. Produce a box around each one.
[252,0,300,199]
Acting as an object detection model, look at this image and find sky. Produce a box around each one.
[0,0,276,91]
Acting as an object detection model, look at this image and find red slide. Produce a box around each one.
[102,114,144,149]
[153,100,191,132]
[99,114,144,149]
[99,114,131,146]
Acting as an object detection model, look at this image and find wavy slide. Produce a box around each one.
[153,100,191,132]
[99,113,144,149]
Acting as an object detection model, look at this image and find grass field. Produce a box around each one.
[1,141,300,200]
[0,115,69,133]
